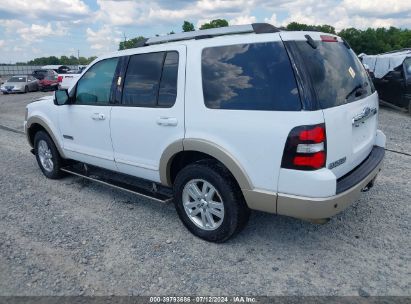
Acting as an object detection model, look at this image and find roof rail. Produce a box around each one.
[145,23,280,46]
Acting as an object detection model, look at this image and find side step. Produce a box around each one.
[61,163,173,203]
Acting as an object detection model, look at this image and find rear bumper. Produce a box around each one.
[39,84,58,90]
[276,145,384,220]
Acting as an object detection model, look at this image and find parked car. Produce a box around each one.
[362,50,411,113]
[1,75,38,94]
[58,69,83,90]
[41,65,70,74]
[24,24,385,242]
[38,74,59,91]
[32,69,57,80]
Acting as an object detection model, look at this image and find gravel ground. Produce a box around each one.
[0,92,410,296]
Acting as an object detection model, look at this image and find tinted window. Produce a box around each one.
[122,52,164,107]
[76,57,118,105]
[202,42,301,111]
[9,77,26,82]
[404,58,411,76]
[158,52,179,107]
[293,41,373,109]
[45,75,58,81]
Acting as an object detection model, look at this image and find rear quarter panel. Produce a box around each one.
[185,34,324,193]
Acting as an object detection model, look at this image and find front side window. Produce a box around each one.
[75,57,118,105]
[122,51,179,107]
[201,42,301,111]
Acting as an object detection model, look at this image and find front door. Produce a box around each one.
[110,46,186,182]
[58,57,119,170]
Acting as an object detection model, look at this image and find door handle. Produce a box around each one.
[156,117,178,126]
[91,113,105,121]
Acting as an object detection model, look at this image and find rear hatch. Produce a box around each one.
[281,32,378,178]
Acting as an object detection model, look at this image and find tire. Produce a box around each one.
[408,100,411,115]
[24,86,28,93]
[173,159,250,243]
[34,131,64,179]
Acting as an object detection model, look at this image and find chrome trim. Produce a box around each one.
[352,106,377,127]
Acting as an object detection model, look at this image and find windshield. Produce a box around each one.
[8,77,26,82]
[293,41,373,109]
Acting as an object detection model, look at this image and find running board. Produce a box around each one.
[61,163,173,203]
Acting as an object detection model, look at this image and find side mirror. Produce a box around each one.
[54,89,69,106]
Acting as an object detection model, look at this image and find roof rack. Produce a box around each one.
[145,23,280,46]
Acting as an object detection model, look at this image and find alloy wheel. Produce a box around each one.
[182,179,225,231]
[37,139,54,172]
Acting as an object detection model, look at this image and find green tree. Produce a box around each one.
[200,19,229,30]
[118,36,146,50]
[283,22,411,54]
[286,22,335,34]
[286,22,312,31]
[59,56,70,65]
[182,21,195,32]
[85,56,97,64]
[317,24,336,34]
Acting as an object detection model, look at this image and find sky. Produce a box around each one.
[0,0,410,63]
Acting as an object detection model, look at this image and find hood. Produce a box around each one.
[31,95,54,105]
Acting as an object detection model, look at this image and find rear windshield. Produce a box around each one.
[45,75,57,80]
[294,41,373,109]
[9,77,26,82]
[33,70,47,75]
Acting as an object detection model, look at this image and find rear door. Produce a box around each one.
[110,46,185,182]
[282,32,378,178]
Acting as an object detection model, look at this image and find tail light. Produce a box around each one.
[320,35,338,42]
[57,76,63,83]
[281,124,326,170]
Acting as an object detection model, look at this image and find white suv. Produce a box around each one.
[24,24,386,242]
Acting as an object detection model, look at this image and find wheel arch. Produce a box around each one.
[26,116,66,158]
[159,139,253,190]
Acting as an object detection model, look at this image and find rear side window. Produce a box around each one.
[122,51,179,107]
[293,41,373,109]
[201,42,301,111]
[158,52,179,107]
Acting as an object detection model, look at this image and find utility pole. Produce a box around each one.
[77,49,80,66]
[122,32,127,49]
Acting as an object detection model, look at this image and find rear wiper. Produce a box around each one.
[345,82,367,100]
[304,34,318,49]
